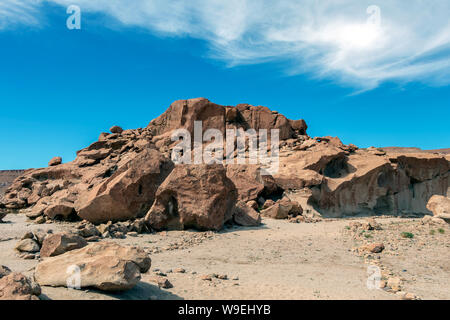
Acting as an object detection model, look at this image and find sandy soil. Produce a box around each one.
[0,214,448,300]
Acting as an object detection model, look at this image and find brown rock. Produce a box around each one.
[148,275,173,289]
[387,277,402,292]
[0,273,41,300]
[110,126,123,134]
[34,242,150,291]
[289,119,308,135]
[359,243,385,254]
[426,195,450,222]
[200,275,212,281]
[40,232,88,257]
[0,266,11,279]
[15,239,40,253]
[48,157,62,167]
[262,199,275,209]
[145,164,237,231]
[260,198,300,219]
[0,209,8,222]
[225,165,266,202]
[233,201,261,226]
[76,149,174,224]
[21,231,34,240]
[44,203,75,220]
[246,200,258,210]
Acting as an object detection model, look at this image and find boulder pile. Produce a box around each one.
[1,98,448,230]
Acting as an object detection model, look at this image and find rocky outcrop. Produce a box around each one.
[0,273,41,300]
[34,242,151,291]
[1,97,448,226]
[274,139,449,217]
[145,164,237,231]
[147,98,304,140]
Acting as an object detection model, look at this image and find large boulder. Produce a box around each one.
[40,232,88,258]
[34,242,151,291]
[145,164,237,231]
[0,273,41,300]
[426,195,450,222]
[75,149,174,224]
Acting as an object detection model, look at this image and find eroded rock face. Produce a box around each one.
[34,242,151,291]
[0,273,41,300]
[145,164,237,231]
[76,149,174,224]
[274,141,449,217]
[147,98,303,140]
[1,97,448,225]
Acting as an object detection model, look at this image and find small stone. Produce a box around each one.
[232,276,239,281]
[85,236,101,242]
[35,216,46,224]
[127,232,138,237]
[148,276,173,289]
[201,275,212,281]
[387,277,402,292]
[218,274,228,280]
[174,268,186,273]
[403,293,416,300]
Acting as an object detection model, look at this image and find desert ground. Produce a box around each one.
[1,213,448,300]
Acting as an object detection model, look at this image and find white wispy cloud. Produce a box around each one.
[2,0,450,89]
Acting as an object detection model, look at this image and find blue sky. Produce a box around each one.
[0,1,449,170]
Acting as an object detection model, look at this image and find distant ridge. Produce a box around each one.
[381,147,450,154]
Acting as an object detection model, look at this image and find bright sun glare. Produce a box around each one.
[334,23,382,50]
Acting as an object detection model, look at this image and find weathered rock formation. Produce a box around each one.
[275,137,449,217]
[1,98,449,230]
[34,242,150,291]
